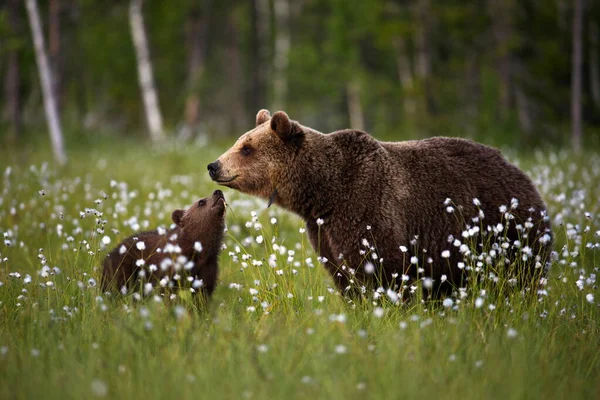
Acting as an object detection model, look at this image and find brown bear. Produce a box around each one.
[101,190,226,300]
[208,110,553,297]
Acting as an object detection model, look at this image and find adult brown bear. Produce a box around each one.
[208,110,552,297]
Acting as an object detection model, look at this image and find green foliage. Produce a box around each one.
[1,0,600,146]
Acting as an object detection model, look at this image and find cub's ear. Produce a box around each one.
[271,111,303,142]
[256,109,271,126]
[171,209,184,226]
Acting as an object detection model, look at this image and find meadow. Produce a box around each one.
[0,139,599,400]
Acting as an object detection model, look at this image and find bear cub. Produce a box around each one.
[101,190,226,301]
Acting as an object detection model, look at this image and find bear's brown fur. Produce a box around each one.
[101,190,226,299]
[208,110,553,297]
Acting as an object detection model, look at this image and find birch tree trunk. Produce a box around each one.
[346,80,365,131]
[392,37,416,116]
[49,0,62,112]
[272,0,290,111]
[570,0,584,152]
[4,0,22,140]
[129,0,165,141]
[25,0,67,165]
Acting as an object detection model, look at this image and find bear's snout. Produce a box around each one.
[213,189,224,198]
[207,161,221,180]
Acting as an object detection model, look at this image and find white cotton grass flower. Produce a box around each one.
[442,298,453,308]
[192,279,204,289]
[475,297,484,308]
[257,344,269,353]
[119,245,127,255]
[143,283,153,295]
[586,293,594,304]
[256,235,264,244]
[373,307,384,318]
[364,262,375,274]
[334,345,347,354]
[101,236,111,245]
[386,289,399,304]
[316,218,324,226]
[194,241,203,252]
[174,306,186,320]
[507,328,518,339]
[441,250,451,258]
[90,379,108,397]
[135,241,146,251]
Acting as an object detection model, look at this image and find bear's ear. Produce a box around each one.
[256,109,271,126]
[271,111,295,141]
[171,209,184,226]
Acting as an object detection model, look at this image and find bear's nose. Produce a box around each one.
[213,189,223,198]
[207,161,220,179]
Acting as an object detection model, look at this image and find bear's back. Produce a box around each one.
[383,137,538,207]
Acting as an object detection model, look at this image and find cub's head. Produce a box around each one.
[171,190,226,247]
[207,110,305,200]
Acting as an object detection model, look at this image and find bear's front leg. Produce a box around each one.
[305,220,354,295]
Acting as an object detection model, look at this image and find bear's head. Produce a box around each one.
[171,190,226,248]
[207,110,304,202]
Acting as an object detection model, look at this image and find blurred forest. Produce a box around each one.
[1,0,599,154]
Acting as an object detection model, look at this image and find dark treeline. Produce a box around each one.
[1,0,599,148]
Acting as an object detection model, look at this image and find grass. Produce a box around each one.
[0,139,599,399]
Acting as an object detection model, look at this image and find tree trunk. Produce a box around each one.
[248,0,265,115]
[346,80,365,131]
[488,0,514,117]
[272,0,290,111]
[4,0,22,140]
[256,0,271,104]
[48,0,62,112]
[226,11,247,131]
[571,0,584,152]
[129,0,165,141]
[25,0,67,165]
[465,52,481,130]
[392,36,416,116]
[589,21,600,110]
[415,0,434,115]
[514,86,533,135]
[184,0,212,135]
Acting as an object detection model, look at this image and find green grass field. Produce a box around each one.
[0,140,599,399]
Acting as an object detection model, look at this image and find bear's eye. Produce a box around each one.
[240,145,252,156]
[198,199,206,207]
